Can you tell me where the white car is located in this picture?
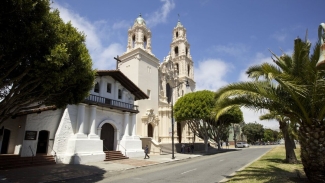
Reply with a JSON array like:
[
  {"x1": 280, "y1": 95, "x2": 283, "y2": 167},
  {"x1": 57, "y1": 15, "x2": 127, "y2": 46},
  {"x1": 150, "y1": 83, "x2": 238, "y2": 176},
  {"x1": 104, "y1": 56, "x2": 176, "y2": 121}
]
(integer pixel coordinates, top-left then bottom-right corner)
[{"x1": 236, "y1": 142, "x2": 249, "y2": 148}]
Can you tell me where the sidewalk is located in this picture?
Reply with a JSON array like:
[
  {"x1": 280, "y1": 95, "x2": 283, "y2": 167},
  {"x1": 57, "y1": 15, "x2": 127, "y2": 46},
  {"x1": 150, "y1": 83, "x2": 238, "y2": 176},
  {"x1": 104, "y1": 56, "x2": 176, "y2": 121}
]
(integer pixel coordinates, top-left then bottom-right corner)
[{"x1": 0, "y1": 147, "x2": 236, "y2": 183}]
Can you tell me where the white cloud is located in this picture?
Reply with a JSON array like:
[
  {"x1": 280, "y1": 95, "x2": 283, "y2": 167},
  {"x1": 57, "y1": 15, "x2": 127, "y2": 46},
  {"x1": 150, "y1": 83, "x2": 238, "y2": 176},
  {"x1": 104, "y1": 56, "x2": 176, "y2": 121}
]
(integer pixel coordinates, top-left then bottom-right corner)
[
  {"x1": 241, "y1": 107, "x2": 279, "y2": 130},
  {"x1": 212, "y1": 43, "x2": 249, "y2": 57},
  {"x1": 146, "y1": 0, "x2": 176, "y2": 27},
  {"x1": 52, "y1": 3, "x2": 124, "y2": 70},
  {"x1": 238, "y1": 52, "x2": 273, "y2": 81},
  {"x1": 194, "y1": 59, "x2": 231, "y2": 91}
]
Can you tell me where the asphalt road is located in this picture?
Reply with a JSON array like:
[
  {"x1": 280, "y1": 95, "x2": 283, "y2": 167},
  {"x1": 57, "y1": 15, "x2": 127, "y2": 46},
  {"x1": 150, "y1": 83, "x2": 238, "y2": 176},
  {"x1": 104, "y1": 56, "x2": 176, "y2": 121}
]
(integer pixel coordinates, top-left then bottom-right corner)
[{"x1": 93, "y1": 146, "x2": 273, "y2": 183}]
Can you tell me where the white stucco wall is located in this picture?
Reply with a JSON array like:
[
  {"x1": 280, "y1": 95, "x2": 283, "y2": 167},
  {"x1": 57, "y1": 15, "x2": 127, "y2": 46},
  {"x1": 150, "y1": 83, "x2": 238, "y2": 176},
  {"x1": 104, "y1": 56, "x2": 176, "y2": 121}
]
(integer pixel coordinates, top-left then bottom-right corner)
[
  {"x1": 0, "y1": 116, "x2": 26, "y2": 154},
  {"x1": 20, "y1": 109, "x2": 63, "y2": 157}
]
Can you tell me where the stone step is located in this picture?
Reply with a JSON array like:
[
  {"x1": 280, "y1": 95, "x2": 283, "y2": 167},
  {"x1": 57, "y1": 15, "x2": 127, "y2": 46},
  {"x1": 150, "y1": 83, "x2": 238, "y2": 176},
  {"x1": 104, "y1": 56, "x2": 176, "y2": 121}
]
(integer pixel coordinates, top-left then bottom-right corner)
[{"x1": 104, "y1": 151, "x2": 128, "y2": 161}]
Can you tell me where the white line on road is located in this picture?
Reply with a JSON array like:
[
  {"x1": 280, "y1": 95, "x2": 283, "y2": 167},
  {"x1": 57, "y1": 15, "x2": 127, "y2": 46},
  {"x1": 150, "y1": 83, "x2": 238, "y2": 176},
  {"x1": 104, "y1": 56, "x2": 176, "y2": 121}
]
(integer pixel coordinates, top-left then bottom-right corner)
[{"x1": 181, "y1": 168, "x2": 197, "y2": 175}]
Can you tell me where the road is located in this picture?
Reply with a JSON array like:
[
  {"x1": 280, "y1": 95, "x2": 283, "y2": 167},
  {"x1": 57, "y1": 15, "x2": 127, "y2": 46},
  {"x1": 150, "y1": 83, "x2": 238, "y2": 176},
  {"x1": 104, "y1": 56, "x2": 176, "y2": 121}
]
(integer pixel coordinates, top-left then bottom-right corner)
[{"x1": 90, "y1": 146, "x2": 272, "y2": 183}]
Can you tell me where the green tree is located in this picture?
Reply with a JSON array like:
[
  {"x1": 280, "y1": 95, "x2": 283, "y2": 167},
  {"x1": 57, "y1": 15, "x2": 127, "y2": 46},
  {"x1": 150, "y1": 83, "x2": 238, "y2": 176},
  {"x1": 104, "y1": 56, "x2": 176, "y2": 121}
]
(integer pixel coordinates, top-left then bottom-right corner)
[
  {"x1": 174, "y1": 90, "x2": 215, "y2": 152},
  {"x1": 260, "y1": 113, "x2": 297, "y2": 163},
  {"x1": 0, "y1": 0, "x2": 95, "y2": 125},
  {"x1": 215, "y1": 36, "x2": 325, "y2": 182},
  {"x1": 209, "y1": 106, "x2": 243, "y2": 149},
  {"x1": 241, "y1": 123, "x2": 264, "y2": 144},
  {"x1": 263, "y1": 129, "x2": 275, "y2": 142}
]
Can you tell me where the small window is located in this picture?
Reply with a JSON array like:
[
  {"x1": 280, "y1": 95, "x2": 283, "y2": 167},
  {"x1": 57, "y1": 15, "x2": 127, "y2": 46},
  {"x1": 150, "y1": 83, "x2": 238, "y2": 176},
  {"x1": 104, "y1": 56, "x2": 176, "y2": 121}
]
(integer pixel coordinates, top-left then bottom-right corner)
[
  {"x1": 186, "y1": 47, "x2": 188, "y2": 56},
  {"x1": 144, "y1": 36, "x2": 147, "y2": 49},
  {"x1": 147, "y1": 89, "x2": 151, "y2": 99},
  {"x1": 132, "y1": 35, "x2": 136, "y2": 48},
  {"x1": 176, "y1": 63, "x2": 179, "y2": 75},
  {"x1": 118, "y1": 89, "x2": 122, "y2": 99},
  {"x1": 174, "y1": 46, "x2": 179, "y2": 57},
  {"x1": 176, "y1": 31, "x2": 179, "y2": 38},
  {"x1": 107, "y1": 83, "x2": 111, "y2": 93},
  {"x1": 94, "y1": 82, "x2": 99, "y2": 93}
]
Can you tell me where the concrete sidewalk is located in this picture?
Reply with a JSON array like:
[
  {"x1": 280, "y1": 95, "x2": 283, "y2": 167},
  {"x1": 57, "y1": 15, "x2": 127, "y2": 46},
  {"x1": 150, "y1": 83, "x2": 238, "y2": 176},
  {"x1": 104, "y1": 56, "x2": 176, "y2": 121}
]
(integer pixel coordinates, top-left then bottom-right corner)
[{"x1": 0, "y1": 148, "x2": 237, "y2": 183}]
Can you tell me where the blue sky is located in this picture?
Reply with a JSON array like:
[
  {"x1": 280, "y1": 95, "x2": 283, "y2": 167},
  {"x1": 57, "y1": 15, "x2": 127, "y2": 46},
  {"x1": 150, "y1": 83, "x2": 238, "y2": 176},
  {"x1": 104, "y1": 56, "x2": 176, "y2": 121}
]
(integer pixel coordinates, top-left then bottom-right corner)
[{"x1": 52, "y1": 0, "x2": 324, "y2": 129}]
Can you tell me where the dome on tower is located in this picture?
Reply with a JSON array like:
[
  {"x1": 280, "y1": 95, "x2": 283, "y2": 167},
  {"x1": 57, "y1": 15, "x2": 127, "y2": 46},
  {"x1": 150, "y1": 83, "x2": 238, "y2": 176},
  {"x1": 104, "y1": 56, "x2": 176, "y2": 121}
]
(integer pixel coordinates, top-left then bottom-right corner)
[
  {"x1": 134, "y1": 14, "x2": 146, "y2": 25},
  {"x1": 176, "y1": 20, "x2": 183, "y2": 27}
]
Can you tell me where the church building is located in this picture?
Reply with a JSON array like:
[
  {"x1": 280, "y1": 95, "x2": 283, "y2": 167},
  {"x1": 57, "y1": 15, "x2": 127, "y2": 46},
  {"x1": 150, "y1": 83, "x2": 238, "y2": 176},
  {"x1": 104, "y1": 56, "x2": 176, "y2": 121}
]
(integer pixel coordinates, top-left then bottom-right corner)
[
  {"x1": 119, "y1": 14, "x2": 196, "y2": 154},
  {"x1": 0, "y1": 14, "x2": 196, "y2": 165}
]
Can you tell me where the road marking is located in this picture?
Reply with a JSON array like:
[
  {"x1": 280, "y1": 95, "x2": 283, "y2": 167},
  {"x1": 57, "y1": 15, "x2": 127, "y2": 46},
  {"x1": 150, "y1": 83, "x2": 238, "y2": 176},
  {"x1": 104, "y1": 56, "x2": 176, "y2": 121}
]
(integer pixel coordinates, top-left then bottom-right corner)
[
  {"x1": 181, "y1": 168, "x2": 197, "y2": 174},
  {"x1": 220, "y1": 159, "x2": 224, "y2": 162}
]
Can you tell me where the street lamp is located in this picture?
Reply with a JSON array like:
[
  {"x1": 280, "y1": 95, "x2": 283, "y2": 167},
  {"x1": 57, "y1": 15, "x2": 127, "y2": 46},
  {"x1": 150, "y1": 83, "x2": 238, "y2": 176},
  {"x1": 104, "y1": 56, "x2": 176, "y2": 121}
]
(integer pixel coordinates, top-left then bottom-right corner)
[
  {"x1": 233, "y1": 123, "x2": 237, "y2": 148},
  {"x1": 167, "y1": 80, "x2": 189, "y2": 159}
]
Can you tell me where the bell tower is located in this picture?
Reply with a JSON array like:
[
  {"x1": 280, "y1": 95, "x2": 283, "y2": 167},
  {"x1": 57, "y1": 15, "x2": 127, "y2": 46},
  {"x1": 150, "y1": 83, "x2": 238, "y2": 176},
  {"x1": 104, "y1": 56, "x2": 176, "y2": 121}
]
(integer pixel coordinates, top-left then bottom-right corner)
[
  {"x1": 170, "y1": 20, "x2": 195, "y2": 93},
  {"x1": 119, "y1": 14, "x2": 160, "y2": 138},
  {"x1": 126, "y1": 14, "x2": 152, "y2": 54}
]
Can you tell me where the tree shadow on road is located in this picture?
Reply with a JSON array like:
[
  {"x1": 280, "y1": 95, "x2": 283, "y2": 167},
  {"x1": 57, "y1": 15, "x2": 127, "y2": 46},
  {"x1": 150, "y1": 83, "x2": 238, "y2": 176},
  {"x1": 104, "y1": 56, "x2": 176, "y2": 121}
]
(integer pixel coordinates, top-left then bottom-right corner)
[{"x1": 0, "y1": 164, "x2": 106, "y2": 183}]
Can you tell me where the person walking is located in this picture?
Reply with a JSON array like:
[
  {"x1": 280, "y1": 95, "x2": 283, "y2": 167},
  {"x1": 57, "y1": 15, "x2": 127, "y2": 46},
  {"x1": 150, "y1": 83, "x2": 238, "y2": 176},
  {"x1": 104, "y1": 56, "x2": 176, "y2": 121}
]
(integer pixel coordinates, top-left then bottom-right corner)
[
  {"x1": 190, "y1": 144, "x2": 194, "y2": 154},
  {"x1": 144, "y1": 145, "x2": 150, "y2": 159}
]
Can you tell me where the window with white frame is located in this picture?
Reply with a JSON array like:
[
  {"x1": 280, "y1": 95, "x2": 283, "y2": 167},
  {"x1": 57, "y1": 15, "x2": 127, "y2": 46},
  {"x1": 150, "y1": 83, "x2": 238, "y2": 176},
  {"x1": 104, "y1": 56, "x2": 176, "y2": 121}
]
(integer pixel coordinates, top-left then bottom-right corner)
[{"x1": 107, "y1": 83, "x2": 111, "y2": 93}]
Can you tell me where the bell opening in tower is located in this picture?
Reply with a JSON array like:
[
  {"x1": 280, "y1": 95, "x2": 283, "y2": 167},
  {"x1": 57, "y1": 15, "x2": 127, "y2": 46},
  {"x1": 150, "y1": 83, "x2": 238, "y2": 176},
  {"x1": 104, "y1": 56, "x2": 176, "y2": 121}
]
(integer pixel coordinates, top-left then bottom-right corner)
[
  {"x1": 174, "y1": 46, "x2": 179, "y2": 57},
  {"x1": 176, "y1": 31, "x2": 178, "y2": 38},
  {"x1": 144, "y1": 36, "x2": 147, "y2": 49},
  {"x1": 132, "y1": 35, "x2": 136, "y2": 48}
]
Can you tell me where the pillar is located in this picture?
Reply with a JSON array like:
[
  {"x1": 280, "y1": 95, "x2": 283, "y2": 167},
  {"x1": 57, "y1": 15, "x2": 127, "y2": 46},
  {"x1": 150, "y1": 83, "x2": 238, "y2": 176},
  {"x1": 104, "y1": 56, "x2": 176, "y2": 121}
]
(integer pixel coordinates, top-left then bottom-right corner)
[
  {"x1": 123, "y1": 112, "x2": 130, "y2": 137},
  {"x1": 76, "y1": 104, "x2": 87, "y2": 138},
  {"x1": 88, "y1": 105, "x2": 99, "y2": 139},
  {"x1": 131, "y1": 113, "x2": 136, "y2": 136}
]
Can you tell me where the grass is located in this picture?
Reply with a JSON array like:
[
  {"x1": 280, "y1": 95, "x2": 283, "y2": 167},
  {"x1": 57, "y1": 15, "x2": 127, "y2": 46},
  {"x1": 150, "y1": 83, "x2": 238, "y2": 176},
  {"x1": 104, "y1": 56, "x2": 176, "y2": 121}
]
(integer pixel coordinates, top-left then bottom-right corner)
[{"x1": 225, "y1": 145, "x2": 309, "y2": 183}]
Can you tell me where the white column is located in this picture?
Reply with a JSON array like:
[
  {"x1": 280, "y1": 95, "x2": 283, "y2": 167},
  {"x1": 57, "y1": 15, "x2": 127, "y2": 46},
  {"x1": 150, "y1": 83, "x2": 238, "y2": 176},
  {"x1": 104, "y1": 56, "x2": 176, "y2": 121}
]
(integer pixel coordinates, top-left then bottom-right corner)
[
  {"x1": 88, "y1": 105, "x2": 99, "y2": 139},
  {"x1": 99, "y1": 77, "x2": 105, "y2": 96},
  {"x1": 76, "y1": 104, "x2": 87, "y2": 138},
  {"x1": 131, "y1": 113, "x2": 136, "y2": 136},
  {"x1": 123, "y1": 112, "x2": 130, "y2": 137}
]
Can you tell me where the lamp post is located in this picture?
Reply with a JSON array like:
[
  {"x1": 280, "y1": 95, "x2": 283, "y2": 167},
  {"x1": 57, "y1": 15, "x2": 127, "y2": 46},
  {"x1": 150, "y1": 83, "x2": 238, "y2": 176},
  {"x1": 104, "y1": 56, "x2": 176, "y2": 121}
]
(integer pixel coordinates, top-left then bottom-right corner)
[
  {"x1": 168, "y1": 80, "x2": 189, "y2": 159},
  {"x1": 233, "y1": 123, "x2": 237, "y2": 148}
]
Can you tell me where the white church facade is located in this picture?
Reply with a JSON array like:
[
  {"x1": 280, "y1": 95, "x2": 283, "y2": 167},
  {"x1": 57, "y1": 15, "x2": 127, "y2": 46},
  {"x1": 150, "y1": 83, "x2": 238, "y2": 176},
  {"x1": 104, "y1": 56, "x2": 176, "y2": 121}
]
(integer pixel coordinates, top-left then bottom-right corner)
[
  {"x1": 119, "y1": 15, "x2": 196, "y2": 154},
  {"x1": 0, "y1": 15, "x2": 197, "y2": 164},
  {"x1": 0, "y1": 70, "x2": 148, "y2": 164}
]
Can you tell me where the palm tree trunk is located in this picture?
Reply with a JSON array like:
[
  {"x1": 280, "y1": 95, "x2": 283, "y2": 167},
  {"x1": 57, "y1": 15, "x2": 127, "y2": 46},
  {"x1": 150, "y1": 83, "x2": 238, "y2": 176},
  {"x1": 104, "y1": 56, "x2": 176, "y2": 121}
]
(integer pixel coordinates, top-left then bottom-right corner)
[
  {"x1": 299, "y1": 122, "x2": 325, "y2": 183},
  {"x1": 279, "y1": 121, "x2": 297, "y2": 163}
]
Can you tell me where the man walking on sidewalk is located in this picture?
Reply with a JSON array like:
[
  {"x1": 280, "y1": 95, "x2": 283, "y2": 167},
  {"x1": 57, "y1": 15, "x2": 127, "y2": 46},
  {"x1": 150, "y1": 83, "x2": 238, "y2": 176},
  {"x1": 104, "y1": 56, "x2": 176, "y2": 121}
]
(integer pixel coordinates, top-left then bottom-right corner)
[{"x1": 144, "y1": 145, "x2": 150, "y2": 159}]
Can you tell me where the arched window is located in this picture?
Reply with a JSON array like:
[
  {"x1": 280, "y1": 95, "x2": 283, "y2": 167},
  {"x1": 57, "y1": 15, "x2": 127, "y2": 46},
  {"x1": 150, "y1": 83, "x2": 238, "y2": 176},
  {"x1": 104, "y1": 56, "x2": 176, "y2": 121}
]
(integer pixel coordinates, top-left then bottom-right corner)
[
  {"x1": 176, "y1": 31, "x2": 179, "y2": 38},
  {"x1": 132, "y1": 35, "x2": 136, "y2": 48},
  {"x1": 143, "y1": 36, "x2": 147, "y2": 49},
  {"x1": 176, "y1": 63, "x2": 179, "y2": 75},
  {"x1": 166, "y1": 83, "x2": 171, "y2": 103},
  {"x1": 174, "y1": 46, "x2": 179, "y2": 57},
  {"x1": 186, "y1": 47, "x2": 188, "y2": 56},
  {"x1": 188, "y1": 64, "x2": 190, "y2": 76},
  {"x1": 94, "y1": 82, "x2": 99, "y2": 93}
]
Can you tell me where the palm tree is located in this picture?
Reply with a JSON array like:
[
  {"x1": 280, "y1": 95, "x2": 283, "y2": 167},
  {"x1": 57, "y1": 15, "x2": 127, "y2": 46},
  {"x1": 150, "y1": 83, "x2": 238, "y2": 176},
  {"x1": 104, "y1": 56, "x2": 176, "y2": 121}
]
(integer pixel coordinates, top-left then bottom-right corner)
[
  {"x1": 215, "y1": 37, "x2": 325, "y2": 182},
  {"x1": 259, "y1": 112, "x2": 297, "y2": 163}
]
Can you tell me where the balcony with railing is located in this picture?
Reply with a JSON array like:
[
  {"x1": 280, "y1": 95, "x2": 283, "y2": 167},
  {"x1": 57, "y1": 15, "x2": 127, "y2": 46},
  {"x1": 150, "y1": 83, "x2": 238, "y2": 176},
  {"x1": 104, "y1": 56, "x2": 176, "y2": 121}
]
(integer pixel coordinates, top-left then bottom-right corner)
[{"x1": 83, "y1": 94, "x2": 139, "y2": 113}]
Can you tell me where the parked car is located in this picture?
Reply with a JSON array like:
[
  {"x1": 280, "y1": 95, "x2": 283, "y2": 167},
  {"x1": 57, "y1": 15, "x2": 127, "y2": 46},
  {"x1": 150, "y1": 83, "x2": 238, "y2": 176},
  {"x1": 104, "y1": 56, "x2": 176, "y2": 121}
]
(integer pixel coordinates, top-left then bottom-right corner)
[{"x1": 236, "y1": 142, "x2": 249, "y2": 148}]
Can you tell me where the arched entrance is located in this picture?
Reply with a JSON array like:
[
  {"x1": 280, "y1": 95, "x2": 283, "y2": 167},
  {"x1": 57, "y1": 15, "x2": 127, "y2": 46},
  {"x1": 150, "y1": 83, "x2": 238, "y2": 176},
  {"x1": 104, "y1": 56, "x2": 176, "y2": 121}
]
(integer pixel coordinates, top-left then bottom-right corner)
[
  {"x1": 101, "y1": 123, "x2": 114, "y2": 151},
  {"x1": 37, "y1": 130, "x2": 49, "y2": 154},
  {"x1": 177, "y1": 122, "x2": 182, "y2": 143},
  {"x1": 1, "y1": 129, "x2": 10, "y2": 154},
  {"x1": 148, "y1": 123, "x2": 153, "y2": 137}
]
